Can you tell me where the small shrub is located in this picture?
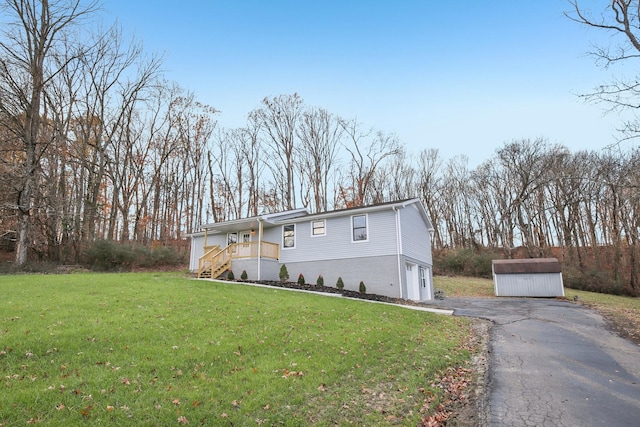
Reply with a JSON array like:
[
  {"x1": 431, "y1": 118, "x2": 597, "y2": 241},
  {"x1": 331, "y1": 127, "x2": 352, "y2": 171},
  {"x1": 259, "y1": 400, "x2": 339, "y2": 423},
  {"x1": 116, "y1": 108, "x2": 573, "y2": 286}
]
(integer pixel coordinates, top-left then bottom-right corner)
[
  {"x1": 359, "y1": 281, "x2": 366, "y2": 293},
  {"x1": 136, "y1": 245, "x2": 183, "y2": 268},
  {"x1": 279, "y1": 264, "x2": 289, "y2": 282},
  {"x1": 336, "y1": 277, "x2": 344, "y2": 290},
  {"x1": 83, "y1": 240, "x2": 134, "y2": 271},
  {"x1": 241, "y1": 270, "x2": 248, "y2": 280},
  {"x1": 227, "y1": 269, "x2": 235, "y2": 280},
  {"x1": 297, "y1": 273, "x2": 305, "y2": 285},
  {"x1": 316, "y1": 275, "x2": 324, "y2": 286}
]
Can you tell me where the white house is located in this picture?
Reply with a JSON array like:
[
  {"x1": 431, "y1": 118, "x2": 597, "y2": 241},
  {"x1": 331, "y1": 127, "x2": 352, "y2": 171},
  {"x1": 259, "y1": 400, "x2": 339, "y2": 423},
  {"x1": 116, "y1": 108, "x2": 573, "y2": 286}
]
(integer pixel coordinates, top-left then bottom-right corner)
[{"x1": 189, "y1": 199, "x2": 434, "y2": 302}]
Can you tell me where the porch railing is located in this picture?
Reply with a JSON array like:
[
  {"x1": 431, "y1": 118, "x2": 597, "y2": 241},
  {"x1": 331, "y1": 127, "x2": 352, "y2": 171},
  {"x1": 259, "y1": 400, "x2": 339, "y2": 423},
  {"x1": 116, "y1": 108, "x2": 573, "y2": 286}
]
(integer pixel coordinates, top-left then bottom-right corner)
[{"x1": 197, "y1": 241, "x2": 279, "y2": 279}]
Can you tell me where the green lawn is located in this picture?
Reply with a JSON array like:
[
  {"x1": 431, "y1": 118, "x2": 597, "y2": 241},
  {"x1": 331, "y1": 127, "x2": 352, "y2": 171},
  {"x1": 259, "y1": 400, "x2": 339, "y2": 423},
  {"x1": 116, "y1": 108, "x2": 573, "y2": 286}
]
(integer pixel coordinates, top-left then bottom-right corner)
[
  {"x1": 0, "y1": 273, "x2": 474, "y2": 426},
  {"x1": 434, "y1": 276, "x2": 495, "y2": 298}
]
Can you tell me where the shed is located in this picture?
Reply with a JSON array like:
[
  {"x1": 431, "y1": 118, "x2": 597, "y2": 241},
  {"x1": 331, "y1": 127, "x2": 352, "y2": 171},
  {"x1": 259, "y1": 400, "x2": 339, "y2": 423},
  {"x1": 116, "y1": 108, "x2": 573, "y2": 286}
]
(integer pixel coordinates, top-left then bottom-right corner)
[{"x1": 492, "y1": 258, "x2": 564, "y2": 297}]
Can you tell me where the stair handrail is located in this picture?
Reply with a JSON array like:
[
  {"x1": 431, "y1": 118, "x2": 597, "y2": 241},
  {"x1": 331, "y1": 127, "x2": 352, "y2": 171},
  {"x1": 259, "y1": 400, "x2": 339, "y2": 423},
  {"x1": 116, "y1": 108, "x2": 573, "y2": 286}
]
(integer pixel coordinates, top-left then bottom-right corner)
[{"x1": 197, "y1": 245, "x2": 220, "y2": 277}]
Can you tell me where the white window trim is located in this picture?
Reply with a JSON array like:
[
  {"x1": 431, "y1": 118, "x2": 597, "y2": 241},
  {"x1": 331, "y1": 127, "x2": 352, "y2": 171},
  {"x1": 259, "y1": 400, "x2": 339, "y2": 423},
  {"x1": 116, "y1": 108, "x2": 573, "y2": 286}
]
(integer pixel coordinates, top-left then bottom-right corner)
[
  {"x1": 227, "y1": 232, "x2": 238, "y2": 246},
  {"x1": 351, "y1": 214, "x2": 369, "y2": 243},
  {"x1": 310, "y1": 219, "x2": 326, "y2": 237},
  {"x1": 282, "y1": 224, "x2": 296, "y2": 249}
]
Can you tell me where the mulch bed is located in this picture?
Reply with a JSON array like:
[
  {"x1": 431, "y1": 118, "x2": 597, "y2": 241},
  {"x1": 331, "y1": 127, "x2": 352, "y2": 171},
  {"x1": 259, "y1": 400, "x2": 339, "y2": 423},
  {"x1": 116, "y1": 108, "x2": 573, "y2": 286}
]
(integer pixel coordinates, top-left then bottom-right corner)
[{"x1": 224, "y1": 279, "x2": 434, "y2": 308}]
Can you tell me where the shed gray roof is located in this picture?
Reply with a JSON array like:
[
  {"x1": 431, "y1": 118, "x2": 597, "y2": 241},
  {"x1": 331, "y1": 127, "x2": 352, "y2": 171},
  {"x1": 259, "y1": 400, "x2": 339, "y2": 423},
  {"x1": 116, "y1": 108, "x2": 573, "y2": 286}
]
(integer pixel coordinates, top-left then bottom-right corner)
[{"x1": 492, "y1": 258, "x2": 561, "y2": 274}]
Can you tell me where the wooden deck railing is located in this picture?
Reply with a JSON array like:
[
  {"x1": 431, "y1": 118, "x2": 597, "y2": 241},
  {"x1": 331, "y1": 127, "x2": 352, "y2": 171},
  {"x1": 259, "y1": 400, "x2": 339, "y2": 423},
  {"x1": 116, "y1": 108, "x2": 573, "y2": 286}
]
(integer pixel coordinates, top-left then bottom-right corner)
[
  {"x1": 197, "y1": 245, "x2": 220, "y2": 278},
  {"x1": 197, "y1": 241, "x2": 279, "y2": 278}
]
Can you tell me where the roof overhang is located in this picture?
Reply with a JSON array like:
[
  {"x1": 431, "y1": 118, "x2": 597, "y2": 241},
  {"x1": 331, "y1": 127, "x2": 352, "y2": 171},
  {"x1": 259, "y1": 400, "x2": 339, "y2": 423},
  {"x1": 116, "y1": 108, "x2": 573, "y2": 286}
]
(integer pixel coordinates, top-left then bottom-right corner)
[{"x1": 192, "y1": 208, "x2": 309, "y2": 235}]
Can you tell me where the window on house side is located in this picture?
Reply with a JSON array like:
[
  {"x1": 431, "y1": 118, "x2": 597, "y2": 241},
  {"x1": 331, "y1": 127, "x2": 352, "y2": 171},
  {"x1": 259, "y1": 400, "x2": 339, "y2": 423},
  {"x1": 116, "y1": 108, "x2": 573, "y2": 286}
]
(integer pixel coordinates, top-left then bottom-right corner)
[
  {"x1": 419, "y1": 267, "x2": 427, "y2": 288},
  {"x1": 312, "y1": 220, "x2": 325, "y2": 236},
  {"x1": 283, "y1": 224, "x2": 295, "y2": 248},
  {"x1": 227, "y1": 232, "x2": 237, "y2": 246},
  {"x1": 352, "y1": 215, "x2": 367, "y2": 242}
]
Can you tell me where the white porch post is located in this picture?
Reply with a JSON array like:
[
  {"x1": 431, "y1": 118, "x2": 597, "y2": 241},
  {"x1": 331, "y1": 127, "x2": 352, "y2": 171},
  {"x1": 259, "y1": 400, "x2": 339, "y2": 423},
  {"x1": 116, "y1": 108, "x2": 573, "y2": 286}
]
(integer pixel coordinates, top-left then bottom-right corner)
[{"x1": 257, "y1": 219, "x2": 263, "y2": 280}]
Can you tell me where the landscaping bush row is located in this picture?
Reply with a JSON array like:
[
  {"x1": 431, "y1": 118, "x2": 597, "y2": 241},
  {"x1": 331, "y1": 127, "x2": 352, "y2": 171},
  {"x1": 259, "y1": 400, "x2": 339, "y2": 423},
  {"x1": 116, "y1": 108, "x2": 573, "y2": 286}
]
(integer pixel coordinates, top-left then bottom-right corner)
[{"x1": 228, "y1": 264, "x2": 367, "y2": 294}]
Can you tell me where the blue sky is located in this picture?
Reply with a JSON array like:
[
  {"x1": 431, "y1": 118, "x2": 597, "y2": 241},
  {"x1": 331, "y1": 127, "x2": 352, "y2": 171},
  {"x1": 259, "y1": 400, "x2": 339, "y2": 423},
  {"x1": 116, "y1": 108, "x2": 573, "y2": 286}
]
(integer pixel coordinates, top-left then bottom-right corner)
[{"x1": 103, "y1": 0, "x2": 622, "y2": 165}]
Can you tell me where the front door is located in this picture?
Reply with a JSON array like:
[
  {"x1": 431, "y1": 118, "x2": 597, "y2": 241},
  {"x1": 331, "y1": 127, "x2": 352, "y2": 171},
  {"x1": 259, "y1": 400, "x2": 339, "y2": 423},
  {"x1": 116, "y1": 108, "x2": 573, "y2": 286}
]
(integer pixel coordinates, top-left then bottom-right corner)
[{"x1": 239, "y1": 231, "x2": 252, "y2": 257}]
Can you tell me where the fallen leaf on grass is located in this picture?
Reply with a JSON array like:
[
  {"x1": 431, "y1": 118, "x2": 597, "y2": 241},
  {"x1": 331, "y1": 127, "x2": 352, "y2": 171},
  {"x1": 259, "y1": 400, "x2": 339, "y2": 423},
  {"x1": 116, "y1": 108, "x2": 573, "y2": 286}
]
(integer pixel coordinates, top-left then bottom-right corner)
[
  {"x1": 177, "y1": 415, "x2": 189, "y2": 424},
  {"x1": 280, "y1": 369, "x2": 304, "y2": 378}
]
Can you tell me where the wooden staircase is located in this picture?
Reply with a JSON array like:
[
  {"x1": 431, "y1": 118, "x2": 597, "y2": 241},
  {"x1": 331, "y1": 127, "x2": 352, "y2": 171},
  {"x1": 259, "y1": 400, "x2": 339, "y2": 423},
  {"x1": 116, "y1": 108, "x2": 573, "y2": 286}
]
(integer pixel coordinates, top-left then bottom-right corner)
[
  {"x1": 197, "y1": 245, "x2": 228, "y2": 278},
  {"x1": 197, "y1": 240, "x2": 280, "y2": 279}
]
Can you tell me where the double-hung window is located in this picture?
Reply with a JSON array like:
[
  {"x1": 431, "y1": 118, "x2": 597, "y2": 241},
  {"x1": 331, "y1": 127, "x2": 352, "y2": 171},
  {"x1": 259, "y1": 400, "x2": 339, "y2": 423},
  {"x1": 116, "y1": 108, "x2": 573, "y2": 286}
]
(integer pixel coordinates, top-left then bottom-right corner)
[
  {"x1": 311, "y1": 220, "x2": 326, "y2": 237},
  {"x1": 283, "y1": 224, "x2": 295, "y2": 248},
  {"x1": 352, "y1": 214, "x2": 368, "y2": 242},
  {"x1": 228, "y1": 232, "x2": 238, "y2": 253}
]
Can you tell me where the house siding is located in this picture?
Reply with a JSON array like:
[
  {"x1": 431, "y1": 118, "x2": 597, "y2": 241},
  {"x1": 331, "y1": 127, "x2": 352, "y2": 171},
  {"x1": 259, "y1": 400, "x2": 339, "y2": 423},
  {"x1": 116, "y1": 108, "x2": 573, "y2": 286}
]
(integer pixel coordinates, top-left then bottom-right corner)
[
  {"x1": 189, "y1": 234, "x2": 205, "y2": 271},
  {"x1": 400, "y1": 204, "x2": 432, "y2": 264},
  {"x1": 228, "y1": 259, "x2": 258, "y2": 280},
  {"x1": 273, "y1": 209, "x2": 398, "y2": 264},
  {"x1": 282, "y1": 255, "x2": 400, "y2": 298}
]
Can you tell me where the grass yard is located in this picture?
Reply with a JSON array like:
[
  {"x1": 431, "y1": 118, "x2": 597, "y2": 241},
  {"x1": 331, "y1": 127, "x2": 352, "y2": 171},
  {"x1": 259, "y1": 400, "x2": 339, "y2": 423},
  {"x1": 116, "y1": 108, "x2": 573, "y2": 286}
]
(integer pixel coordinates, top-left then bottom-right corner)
[
  {"x1": 434, "y1": 275, "x2": 640, "y2": 344},
  {"x1": 0, "y1": 273, "x2": 475, "y2": 426},
  {"x1": 433, "y1": 276, "x2": 495, "y2": 298}
]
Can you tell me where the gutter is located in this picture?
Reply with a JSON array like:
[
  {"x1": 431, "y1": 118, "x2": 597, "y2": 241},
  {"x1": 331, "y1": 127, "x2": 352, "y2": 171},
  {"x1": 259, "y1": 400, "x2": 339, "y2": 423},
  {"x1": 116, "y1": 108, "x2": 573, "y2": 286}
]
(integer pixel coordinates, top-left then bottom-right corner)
[{"x1": 393, "y1": 206, "x2": 403, "y2": 299}]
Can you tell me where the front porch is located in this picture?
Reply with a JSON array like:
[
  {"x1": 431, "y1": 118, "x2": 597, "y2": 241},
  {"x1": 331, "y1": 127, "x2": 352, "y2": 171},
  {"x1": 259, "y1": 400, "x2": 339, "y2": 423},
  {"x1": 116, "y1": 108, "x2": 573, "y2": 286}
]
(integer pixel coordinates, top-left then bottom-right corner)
[{"x1": 197, "y1": 240, "x2": 279, "y2": 279}]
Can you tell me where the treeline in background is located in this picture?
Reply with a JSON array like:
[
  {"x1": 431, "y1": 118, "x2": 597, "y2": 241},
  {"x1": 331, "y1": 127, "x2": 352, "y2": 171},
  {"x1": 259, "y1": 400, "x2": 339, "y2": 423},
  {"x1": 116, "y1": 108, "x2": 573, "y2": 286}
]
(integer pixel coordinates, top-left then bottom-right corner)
[{"x1": 1, "y1": 1, "x2": 638, "y2": 296}]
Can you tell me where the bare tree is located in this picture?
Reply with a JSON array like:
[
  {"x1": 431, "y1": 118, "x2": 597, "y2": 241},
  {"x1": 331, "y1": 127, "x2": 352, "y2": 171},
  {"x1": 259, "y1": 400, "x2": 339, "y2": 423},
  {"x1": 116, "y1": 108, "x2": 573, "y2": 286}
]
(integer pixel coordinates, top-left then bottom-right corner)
[
  {"x1": 338, "y1": 118, "x2": 401, "y2": 207},
  {"x1": 253, "y1": 93, "x2": 303, "y2": 210},
  {"x1": 417, "y1": 149, "x2": 444, "y2": 248},
  {"x1": 242, "y1": 114, "x2": 264, "y2": 217},
  {"x1": 296, "y1": 107, "x2": 343, "y2": 213},
  {"x1": 372, "y1": 147, "x2": 416, "y2": 202},
  {"x1": 566, "y1": 0, "x2": 640, "y2": 140},
  {"x1": 0, "y1": 0, "x2": 99, "y2": 266}
]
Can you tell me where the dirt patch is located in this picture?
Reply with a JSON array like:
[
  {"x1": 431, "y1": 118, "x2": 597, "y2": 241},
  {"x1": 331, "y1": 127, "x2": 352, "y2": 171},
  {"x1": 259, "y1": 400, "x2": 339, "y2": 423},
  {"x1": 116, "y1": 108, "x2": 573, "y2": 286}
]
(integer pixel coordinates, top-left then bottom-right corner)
[{"x1": 586, "y1": 305, "x2": 640, "y2": 345}]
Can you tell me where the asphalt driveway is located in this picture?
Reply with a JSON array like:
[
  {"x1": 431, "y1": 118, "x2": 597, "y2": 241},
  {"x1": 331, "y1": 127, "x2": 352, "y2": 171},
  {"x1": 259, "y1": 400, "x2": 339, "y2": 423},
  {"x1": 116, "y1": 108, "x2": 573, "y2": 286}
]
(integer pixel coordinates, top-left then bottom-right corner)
[{"x1": 438, "y1": 298, "x2": 640, "y2": 427}]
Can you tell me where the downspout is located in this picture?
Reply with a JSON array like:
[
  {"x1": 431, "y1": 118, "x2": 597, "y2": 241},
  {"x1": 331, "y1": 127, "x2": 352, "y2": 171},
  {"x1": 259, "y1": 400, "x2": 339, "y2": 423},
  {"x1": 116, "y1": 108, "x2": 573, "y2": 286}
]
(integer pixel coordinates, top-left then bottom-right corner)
[
  {"x1": 393, "y1": 206, "x2": 403, "y2": 299},
  {"x1": 257, "y1": 218, "x2": 263, "y2": 280}
]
